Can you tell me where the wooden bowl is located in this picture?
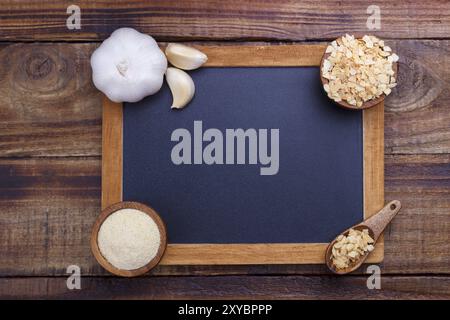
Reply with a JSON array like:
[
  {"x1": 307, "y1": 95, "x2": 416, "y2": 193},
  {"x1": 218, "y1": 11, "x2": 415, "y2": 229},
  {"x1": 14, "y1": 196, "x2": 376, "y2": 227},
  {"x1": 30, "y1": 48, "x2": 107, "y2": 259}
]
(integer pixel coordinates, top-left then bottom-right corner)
[
  {"x1": 91, "y1": 201, "x2": 167, "y2": 277},
  {"x1": 319, "y1": 38, "x2": 398, "y2": 110}
]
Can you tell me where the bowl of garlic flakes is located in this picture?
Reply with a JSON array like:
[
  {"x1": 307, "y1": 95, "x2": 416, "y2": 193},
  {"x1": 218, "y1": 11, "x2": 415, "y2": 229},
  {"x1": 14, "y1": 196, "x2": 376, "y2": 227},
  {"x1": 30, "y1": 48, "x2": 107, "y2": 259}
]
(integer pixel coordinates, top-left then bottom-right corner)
[{"x1": 320, "y1": 34, "x2": 399, "y2": 110}]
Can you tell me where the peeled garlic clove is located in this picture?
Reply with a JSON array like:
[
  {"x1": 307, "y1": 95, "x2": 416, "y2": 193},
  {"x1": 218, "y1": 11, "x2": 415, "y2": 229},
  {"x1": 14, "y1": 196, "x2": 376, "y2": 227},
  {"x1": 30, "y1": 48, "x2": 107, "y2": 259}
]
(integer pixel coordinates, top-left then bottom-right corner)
[
  {"x1": 166, "y1": 67, "x2": 195, "y2": 109},
  {"x1": 165, "y1": 43, "x2": 208, "y2": 70}
]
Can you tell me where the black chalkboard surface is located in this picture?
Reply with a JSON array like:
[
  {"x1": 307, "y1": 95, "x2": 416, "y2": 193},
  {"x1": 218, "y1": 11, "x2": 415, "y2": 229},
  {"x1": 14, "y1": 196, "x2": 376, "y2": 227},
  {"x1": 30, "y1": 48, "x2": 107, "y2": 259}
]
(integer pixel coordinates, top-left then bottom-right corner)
[{"x1": 123, "y1": 67, "x2": 363, "y2": 244}]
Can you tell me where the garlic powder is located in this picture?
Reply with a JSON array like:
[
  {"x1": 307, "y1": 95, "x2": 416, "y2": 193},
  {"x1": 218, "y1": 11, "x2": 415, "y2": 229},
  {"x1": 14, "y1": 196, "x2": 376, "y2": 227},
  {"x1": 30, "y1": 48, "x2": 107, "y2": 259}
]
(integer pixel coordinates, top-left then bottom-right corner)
[{"x1": 98, "y1": 208, "x2": 161, "y2": 270}]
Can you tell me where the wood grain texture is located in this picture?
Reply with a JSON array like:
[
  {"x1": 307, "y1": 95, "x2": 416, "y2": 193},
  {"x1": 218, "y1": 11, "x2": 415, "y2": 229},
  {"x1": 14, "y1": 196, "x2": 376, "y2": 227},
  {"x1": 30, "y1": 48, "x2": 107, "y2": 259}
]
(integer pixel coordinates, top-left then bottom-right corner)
[
  {"x1": 200, "y1": 44, "x2": 325, "y2": 66},
  {"x1": 0, "y1": 276, "x2": 448, "y2": 300},
  {"x1": 1, "y1": 1, "x2": 450, "y2": 41},
  {"x1": 363, "y1": 103, "x2": 385, "y2": 219},
  {"x1": 0, "y1": 43, "x2": 102, "y2": 157},
  {"x1": 0, "y1": 158, "x2": 102, "y2": 276},
  {"x1": 383, "y1": 154, "x2": 450, "y2": 274},
  {"x1": 363, "y1": 103, "x2": 385, "y2": 262},
  {"x1": 385, "y1": 40, "x2": 450, "y2": 154},
  {"x1": 161, "y1": 243, "x2": 382, "y2": 265},
  {"x1": 0, "y1": 155, "x2": 448, "y2": 275},
  {"x1": 101, "y1": 97, "x2": 122, "y2": 210}
]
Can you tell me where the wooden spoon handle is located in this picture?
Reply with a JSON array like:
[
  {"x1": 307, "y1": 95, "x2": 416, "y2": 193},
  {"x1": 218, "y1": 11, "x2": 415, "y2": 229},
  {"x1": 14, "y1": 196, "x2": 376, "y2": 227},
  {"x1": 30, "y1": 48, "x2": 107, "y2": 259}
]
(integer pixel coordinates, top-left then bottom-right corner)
[{"x1": 363, "y1": 200, "x2": 401, "y2": 240}]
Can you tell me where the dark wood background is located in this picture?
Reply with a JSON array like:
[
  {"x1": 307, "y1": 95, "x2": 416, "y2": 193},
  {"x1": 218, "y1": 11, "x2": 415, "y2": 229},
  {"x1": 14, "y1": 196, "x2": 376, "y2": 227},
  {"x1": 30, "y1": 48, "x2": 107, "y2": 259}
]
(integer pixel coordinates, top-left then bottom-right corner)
[{"x1": 0, "y1": 1, "x2": 449, "y2": 299}]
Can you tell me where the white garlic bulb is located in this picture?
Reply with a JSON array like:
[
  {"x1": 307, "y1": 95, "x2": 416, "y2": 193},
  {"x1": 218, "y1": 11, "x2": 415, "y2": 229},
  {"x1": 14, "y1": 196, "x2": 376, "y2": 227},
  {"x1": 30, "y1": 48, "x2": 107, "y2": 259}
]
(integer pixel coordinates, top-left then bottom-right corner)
[{"x1": 90, "y1": 28, "x2": 167, "y2": 103}]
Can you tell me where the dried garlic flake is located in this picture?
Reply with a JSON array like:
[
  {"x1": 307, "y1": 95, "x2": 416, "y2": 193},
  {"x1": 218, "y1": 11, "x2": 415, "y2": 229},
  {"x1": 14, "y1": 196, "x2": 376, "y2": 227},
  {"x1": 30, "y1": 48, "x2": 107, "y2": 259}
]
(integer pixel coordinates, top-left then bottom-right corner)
[
  {"x1": 330, "y1": 228, "x2": 375, "y2": 270},
  {"x1": 322, "y1": 34, "x2": 398, "y2": 107}
]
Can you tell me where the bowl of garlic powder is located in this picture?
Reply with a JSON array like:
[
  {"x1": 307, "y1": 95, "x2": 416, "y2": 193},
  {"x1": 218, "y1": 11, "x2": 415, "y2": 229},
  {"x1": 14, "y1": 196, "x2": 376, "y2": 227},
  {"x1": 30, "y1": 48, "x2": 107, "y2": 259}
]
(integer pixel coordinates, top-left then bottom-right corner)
[
  {"x1": 320, "y1": 34, "x2": 399, "y2": 110},
  {"x1": 91, "y1": 202, "x2": 167, "y2": 277}
]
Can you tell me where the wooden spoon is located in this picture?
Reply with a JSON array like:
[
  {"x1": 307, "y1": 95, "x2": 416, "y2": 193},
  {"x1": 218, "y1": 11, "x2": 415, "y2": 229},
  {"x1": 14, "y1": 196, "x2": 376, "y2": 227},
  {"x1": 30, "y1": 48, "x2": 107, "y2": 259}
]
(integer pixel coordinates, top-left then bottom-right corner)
[
  {"x1": 319, "y1": 37, "x2": 398, "y2": 110},
  {"x1": 325, "y1": 200, "x2": 401, "y2": 275}
]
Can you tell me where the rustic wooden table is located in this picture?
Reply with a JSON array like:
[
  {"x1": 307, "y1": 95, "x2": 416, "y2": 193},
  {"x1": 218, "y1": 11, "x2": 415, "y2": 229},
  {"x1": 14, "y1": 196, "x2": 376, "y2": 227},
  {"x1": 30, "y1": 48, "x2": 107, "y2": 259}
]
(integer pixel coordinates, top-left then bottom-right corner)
[{"x1": 0, "y1": 1, "x2": 449, "y2": 299}]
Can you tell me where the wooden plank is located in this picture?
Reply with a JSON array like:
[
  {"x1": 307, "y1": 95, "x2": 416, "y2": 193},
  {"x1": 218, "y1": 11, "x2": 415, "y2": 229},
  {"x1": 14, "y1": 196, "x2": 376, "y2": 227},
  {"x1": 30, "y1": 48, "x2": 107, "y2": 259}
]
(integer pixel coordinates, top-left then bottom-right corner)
[
  {"x1": 200, "y1": 45, "x2": 325, "y2": 66},
  {"x1": 0, "y1": 276, "x2": 448, "y2": 299},
  {"x1": 363, "y1": 103, "x2": 385, "y2": 261},
  {"x1": 1, "y1": 1, "x2": 450, "y2": 41},
  {"x1": 0, "y1": 158, "x2": 102, "y2": 276},
  {"x1": 161, "y1": 243, "x2": 383, "y2": 265},
  {"x1": 0, "y1": 154, "x2": 448, "y2": 275},
  {"x1": 101, "y1": 97, "x2": 122, "y2": 210},
  {"x1": 0, "y1": 43, "x2": 102, "y2": 157},
  {"x1": 363, "y1": 103, "x2": 384, "y2": 219},
  {"x1": 1, "y1": 40, "x2": 449, "y2": 158},
  {"x1": 385, "y1": 40, "x2": 450, "y2": 154},
  {"x1": 383, "y1": 154, "x2": 450, "y2": 273}
]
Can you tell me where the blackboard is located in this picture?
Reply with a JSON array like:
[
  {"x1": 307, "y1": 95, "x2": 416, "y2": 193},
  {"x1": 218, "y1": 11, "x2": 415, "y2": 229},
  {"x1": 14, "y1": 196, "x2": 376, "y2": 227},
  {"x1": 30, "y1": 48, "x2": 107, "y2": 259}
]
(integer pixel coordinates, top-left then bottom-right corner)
[{"x1": 102, "y1": 44, "x2": 384, "y2": 265}]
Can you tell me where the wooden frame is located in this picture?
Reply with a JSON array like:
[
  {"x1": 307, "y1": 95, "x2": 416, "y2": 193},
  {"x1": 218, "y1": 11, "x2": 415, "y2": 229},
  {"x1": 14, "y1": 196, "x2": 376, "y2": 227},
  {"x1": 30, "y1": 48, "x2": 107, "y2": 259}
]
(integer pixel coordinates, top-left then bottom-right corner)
[{"x1": 102, "y1": 44, "x2": 384, "y2": 265}]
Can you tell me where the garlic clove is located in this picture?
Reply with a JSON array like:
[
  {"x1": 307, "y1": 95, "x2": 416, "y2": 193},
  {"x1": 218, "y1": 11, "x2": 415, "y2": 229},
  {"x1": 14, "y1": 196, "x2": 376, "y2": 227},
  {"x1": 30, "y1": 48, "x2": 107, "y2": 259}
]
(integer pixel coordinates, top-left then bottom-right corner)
[
  {"x1": 165, "y1": 43, "x2": 208, "y2": 70},
  {"x1": 166, "y1": 67, "x2": 195, "y2": 109}
]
